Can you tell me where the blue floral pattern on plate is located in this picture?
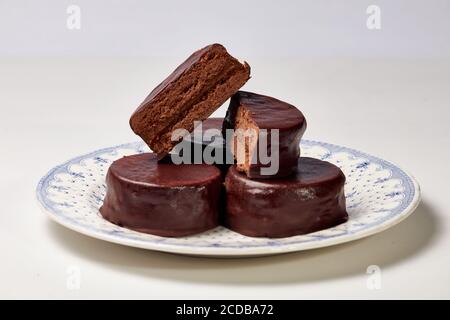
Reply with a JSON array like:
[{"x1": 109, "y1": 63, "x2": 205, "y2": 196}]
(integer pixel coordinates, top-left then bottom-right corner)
[{"x1": 36, "y1": 140, "x2": 420, "y2": 257}]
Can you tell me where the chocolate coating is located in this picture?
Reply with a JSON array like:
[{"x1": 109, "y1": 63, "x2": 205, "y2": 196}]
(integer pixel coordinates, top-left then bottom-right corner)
[
  {"x1": 100, "y1": 153, "x2": 222, "y2": 237},
  {"x1": 224, "y1": 157, "x2": 348, "y2": 238},
  {"x1": 223, "y1": 91, "x2": 307, "y2": 179}
]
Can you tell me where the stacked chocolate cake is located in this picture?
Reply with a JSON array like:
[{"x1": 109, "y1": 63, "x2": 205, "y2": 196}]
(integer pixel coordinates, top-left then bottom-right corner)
[{"x1": 100, "y1": 43, "x2": 348, "y2": 238}]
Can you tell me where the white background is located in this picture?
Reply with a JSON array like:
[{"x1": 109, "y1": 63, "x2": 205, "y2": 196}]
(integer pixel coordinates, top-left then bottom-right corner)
[{"x1": 0, "y1": 0, "x2": 449, "y2": 299}]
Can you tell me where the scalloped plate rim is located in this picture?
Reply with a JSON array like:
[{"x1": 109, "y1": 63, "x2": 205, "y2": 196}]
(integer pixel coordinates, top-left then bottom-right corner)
[{"x1": 36, "y1": 140, "x2": 421, "y2": 257}]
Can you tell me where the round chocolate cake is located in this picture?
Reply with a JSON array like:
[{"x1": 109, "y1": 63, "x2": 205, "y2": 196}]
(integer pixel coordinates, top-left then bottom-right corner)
[
  {"x1": 224, "y1": 157, "x2": 348, "y2": 238},
  {"x1": 100, "y1": 153, "x2": 222, "y2": 237},
  {"x1": 223, "y1": 91, "x2": 307, "y2": 179}
]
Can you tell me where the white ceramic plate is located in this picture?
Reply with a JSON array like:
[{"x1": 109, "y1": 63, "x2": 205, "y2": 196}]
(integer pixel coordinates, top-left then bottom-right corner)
[{"x1": 37, "y1": 140, "x2": 420, "y2": 257}]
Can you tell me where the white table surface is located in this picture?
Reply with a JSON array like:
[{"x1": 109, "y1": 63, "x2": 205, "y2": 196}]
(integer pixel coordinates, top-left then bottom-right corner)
[{"x1": 1, "y1": 57, "x2": 449, "y2": 299}]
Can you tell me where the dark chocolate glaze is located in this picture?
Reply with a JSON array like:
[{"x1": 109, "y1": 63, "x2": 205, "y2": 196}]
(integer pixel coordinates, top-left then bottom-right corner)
[
  {"x1": 223, "y1": 91, "x2": 307, "y2": 179},
  {"x1": 100, "y1": 153, "x2": 222, "y2": 237},
  {"x1": 224, "y1": 157, "x2": 348, "y2": 238}
]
